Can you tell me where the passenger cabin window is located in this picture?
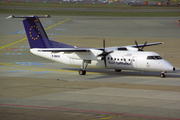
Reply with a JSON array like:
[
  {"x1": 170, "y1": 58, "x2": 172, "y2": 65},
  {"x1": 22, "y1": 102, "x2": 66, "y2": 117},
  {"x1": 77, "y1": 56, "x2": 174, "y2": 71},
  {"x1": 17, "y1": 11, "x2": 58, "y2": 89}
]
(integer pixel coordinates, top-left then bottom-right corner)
[{"x1": 147, "y1": 56, "x2": 163, "y2": 60}]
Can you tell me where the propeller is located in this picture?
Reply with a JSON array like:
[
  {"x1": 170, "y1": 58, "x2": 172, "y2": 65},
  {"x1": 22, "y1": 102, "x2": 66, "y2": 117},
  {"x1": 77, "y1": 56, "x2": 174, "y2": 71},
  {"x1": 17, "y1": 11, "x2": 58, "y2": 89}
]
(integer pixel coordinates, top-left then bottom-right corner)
[
  {"x1": 135, "y1": 40, "x2": 147, "y2": 51},
  {"x1": 97, "y1": 39, "x2": 113, "y2": 68}
]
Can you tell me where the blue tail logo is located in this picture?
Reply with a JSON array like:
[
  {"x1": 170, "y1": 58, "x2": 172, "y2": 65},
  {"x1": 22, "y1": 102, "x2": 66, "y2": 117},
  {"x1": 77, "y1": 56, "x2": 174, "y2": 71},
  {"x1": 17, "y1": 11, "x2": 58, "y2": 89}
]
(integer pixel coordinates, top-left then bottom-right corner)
[
  {"x1": 23, "y1": 16, "x2": 51, "y2": 48},
  {"x1": 29, "y1": 25, "x2": 40, "y2": 40}
]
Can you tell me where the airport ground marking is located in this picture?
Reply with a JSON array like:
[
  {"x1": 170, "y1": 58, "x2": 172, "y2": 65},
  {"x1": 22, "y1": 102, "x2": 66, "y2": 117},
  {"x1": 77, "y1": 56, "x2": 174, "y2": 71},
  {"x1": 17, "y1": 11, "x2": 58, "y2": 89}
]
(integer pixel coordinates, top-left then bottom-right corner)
[
  {"x1": 0, "y1": 18, "x2": 70, "y2": 50},
  {"x1": 0, "y1": 37, "x2": 27, "y2": 50},
  {"x1": 0, "y1": 62, "x2": 100, "y2": 74},
  {"x1": 0, "y1": 63, "x2": 15, "y2": 66},
  {"x1": 90, "y1": 114, "x2": 124, "y2": 120},
  {"x1": 44, "y1": 18, "x2": 70, "y2": 30},
  {"x1": 0, "y1": 104, "x2": 180, "y2": 120},
  {"x1": 174, "y1": 21, "x2": 180, "y2": 27},
  {"x1": 0, "y1": 64, "x2": 82, "y2": 74}
]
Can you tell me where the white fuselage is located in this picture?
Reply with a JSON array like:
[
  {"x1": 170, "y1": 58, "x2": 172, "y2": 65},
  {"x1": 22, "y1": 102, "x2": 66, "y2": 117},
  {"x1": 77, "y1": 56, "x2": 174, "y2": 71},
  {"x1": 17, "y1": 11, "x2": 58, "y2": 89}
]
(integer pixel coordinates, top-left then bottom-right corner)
[{"x1": 30, "y1": 49, "x2": 174, "y2": 72}]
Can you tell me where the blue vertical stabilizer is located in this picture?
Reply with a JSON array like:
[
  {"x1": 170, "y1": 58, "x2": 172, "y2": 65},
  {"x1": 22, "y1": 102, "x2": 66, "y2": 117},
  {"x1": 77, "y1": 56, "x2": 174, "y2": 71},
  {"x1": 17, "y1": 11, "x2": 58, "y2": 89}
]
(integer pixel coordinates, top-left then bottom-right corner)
[
  {"x1": 11, "y1": 15, "x2": 74, "y2": 48},
  {"x1": 23, "y1": 16, "x2": 51, "y2": 48}
]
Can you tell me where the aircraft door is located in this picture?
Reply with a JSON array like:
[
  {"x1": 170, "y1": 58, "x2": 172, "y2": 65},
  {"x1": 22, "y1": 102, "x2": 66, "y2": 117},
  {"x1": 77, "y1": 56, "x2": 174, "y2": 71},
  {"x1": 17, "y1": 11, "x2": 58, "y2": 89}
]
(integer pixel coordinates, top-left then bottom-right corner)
[{"x1": 132, "y1": 56, "x2": 137, "y2": 68}]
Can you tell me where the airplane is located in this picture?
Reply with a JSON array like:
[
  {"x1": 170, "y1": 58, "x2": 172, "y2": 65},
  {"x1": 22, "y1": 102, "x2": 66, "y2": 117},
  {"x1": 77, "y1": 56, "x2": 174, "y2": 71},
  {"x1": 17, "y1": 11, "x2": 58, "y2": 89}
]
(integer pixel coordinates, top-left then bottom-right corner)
[{"x1": 8, "y1": 15, "x2": 175, "y2": 78}]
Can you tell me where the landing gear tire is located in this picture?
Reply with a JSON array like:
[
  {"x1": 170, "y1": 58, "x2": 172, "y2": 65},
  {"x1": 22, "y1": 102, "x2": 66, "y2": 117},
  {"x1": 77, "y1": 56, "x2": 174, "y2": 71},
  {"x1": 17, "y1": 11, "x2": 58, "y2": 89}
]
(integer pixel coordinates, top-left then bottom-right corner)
[
  {"x1": 160, "y1": 73, "x2": 165, "y2": 78},
  {"x1": 115, "y1": 69, "x2": 121, "y2": 72},
  {"x1": 79, "y1": 69, "x2": 86, "y2": 75}
]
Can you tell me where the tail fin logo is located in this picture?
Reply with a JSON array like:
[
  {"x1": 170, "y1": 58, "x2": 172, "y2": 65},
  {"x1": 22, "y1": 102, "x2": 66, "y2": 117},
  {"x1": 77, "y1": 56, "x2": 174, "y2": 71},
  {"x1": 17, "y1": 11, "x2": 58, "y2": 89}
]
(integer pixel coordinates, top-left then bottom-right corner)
[{"x1": 29, "y1": 25, "x2": 40, "y2": 40}]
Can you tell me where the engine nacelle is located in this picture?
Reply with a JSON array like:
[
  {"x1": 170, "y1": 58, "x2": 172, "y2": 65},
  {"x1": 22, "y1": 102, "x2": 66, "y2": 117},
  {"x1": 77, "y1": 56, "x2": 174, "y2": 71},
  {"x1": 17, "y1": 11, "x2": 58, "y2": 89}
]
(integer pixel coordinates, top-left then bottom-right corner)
[{"x1": 126, "y1": 47, "x2": 138, "y2": 52}]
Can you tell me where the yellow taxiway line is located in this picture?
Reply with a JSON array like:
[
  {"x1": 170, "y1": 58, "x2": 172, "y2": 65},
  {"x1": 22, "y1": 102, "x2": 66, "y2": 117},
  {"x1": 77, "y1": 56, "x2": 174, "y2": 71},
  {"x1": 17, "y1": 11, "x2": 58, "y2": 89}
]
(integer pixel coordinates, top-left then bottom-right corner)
[{"x1": 0, "y1": 62, "x2": 99, "y2": 74}]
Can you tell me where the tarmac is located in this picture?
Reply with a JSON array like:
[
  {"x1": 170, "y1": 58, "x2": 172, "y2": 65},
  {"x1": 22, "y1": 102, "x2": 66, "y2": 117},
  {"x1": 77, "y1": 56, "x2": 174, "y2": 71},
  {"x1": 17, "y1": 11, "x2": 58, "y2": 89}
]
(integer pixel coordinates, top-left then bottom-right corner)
[{"x1": 0, "y1": 14, "x2": 180, "y2": 120}]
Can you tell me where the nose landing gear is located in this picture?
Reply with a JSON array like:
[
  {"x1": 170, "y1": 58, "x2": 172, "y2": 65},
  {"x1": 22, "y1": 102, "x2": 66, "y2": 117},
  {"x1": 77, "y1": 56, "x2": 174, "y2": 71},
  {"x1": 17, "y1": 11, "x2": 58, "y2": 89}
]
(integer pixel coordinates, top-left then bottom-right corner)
[{"x1": 160, "y1": 72, "x2": 165, "y2": 78}]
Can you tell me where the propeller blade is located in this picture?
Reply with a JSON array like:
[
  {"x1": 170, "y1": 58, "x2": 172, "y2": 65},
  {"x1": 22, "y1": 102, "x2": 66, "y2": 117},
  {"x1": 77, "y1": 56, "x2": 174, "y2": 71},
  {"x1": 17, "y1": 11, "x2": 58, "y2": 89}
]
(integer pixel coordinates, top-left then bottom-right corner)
[
  {"x1": 97, "y1": 53, "x2": 103, "y2": 57},
  {"x1": 97, "y1": 39, "x2": 113, "y2": 68},
  {"x1": 135, "y1": 40, "x2": 138, "y2": 47},
  {"x1": 135, "y1": 40, "x2": 140, "y2": 51},
  {"x1": 104, "y1": 56, "x2": 107, "y2": 68},
  {"x1": 103, "y1": 39, "x2": 105, "y2": 48},
  {"x1": 135, "y1": 40, "x2": 147, "y2": 51},
  {"x1": 103, "y1": 39, "x2": 105, "y2": 52},
  {"x1": 141, "y1": 41, "x2": 147, "y2": 50},
  {"x1": 107, "y1": 51, "x2": 113, "y2": 54}
]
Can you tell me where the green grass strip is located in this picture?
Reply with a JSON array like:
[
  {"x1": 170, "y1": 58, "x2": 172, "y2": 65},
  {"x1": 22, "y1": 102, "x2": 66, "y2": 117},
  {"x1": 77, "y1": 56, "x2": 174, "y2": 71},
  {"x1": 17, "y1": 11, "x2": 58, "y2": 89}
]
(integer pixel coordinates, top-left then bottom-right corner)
[
  {"x1": 1, "y1": 9, "x2": 180, "y2": 17},
  {"x1": 0, "y1": 2, "x2": 179, "y2": 9}
]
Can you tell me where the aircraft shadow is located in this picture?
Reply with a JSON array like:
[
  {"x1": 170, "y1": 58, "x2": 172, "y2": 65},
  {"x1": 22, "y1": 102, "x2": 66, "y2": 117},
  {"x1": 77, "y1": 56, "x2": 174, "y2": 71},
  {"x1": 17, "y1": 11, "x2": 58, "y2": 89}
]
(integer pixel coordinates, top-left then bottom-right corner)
[{"x1": 62, "y1": 68, "x2": 180, "y2": 78}]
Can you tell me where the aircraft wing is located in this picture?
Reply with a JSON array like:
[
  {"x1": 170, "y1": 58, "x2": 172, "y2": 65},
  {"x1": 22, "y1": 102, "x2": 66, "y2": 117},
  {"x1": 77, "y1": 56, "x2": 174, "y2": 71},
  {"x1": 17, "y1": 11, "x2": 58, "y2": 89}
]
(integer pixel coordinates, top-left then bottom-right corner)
[
  {"x1": 38, "y1": 42, "x2": 164, "y2": 53},
  {"x1": 130, "y1": 42, "x2": 164, "y2": 48}
]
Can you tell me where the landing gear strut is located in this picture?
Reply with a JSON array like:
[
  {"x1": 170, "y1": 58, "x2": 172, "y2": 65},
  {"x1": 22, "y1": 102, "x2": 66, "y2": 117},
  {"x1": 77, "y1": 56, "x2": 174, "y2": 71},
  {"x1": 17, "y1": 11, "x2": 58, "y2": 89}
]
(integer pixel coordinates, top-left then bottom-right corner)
[
  {"x1": 160, "y1": 72, "x2": 166, "y2": 78},
  {"x1": 79, "y1": 60, "x2": 91, "y2": 75}
]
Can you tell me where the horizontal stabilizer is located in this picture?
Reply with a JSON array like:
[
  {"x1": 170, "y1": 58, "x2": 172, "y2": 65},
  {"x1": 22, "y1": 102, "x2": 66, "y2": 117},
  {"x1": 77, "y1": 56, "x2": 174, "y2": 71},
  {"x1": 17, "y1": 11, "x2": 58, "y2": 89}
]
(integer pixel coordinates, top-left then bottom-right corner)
[{"x1": 6, "y1": 15, "x2": 51, "y2": 19}]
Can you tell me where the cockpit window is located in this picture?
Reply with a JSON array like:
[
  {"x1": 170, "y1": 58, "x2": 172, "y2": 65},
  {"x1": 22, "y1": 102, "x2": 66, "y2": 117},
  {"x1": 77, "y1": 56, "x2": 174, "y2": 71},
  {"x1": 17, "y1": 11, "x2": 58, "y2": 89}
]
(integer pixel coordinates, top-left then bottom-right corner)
[
  {"x1": 154, "y1": 56, "x2": 162, "y2": 59},
  {"x1": 147, "y1": 56, "x2": 154, "y2": 59},
  {"x1": 147, "y1": 56, "x2": 163, "y2": 60}
]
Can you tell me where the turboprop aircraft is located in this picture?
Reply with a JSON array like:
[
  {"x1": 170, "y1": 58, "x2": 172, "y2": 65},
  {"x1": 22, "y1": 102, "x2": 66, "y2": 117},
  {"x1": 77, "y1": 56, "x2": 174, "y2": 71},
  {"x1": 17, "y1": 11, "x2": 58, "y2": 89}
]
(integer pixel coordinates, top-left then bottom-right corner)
[{"x1": 8, "y1": 15, "x2": 175, "y2": 78}]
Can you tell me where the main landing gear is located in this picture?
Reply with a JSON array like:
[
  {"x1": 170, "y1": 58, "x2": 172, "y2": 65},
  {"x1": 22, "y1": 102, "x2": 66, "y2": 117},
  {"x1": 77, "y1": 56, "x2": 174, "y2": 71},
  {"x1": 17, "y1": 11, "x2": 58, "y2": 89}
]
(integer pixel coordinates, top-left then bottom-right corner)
[
  {"x1": 79, "y1": 60, "x2": 91, "y2": 75},
  {"x1": 115, "y1": 69, "x2": 121, "y2": 72},
  {"x1": 79, "y1": 69, "x2": 86, "y2": 75}
]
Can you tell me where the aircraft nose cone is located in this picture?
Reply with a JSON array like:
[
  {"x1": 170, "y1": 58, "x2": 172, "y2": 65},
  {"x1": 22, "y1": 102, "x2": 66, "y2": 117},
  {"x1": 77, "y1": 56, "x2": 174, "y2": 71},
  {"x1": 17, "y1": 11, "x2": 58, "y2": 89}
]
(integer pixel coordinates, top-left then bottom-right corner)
[
  {"x1": 161, "y1": 60, "x2": 175, "y2": 72},
  {"x1": 173, "y1": 67, "x2": 176, "y2": 71}
]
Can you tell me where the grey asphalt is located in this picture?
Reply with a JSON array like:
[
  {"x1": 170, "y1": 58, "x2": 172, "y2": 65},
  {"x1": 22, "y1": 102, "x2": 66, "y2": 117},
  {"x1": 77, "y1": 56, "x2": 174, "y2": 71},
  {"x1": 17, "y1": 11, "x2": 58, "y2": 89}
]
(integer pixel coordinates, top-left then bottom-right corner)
[{"x1": 0, "y1": 14, "x2": 180, "y2": 120}]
